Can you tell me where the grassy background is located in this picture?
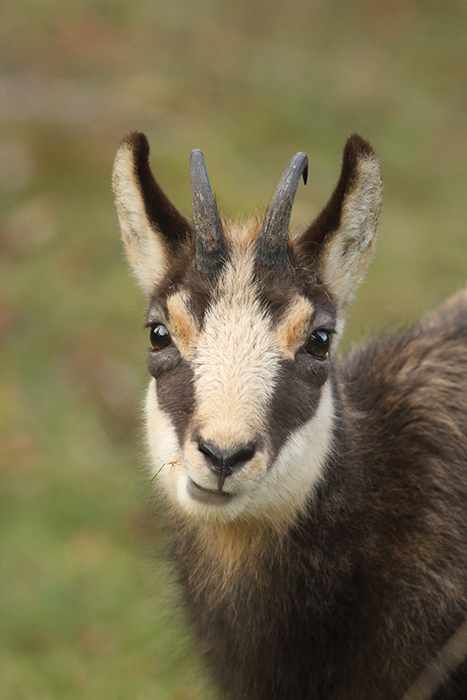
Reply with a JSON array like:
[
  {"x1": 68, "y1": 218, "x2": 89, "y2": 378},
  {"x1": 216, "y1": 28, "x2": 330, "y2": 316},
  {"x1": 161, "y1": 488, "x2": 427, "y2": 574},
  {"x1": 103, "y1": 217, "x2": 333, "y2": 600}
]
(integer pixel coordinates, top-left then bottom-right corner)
[{"x1": 2, "y1": 1, "x2": 467, "y2": 698}]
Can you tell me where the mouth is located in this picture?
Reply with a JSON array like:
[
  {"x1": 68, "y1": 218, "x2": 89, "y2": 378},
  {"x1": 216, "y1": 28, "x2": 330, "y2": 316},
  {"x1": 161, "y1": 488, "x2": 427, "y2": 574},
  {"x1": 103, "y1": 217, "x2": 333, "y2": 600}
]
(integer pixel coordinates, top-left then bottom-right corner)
[{"x1": 187, "y1": 479, "x2": 235, "y2": 506}]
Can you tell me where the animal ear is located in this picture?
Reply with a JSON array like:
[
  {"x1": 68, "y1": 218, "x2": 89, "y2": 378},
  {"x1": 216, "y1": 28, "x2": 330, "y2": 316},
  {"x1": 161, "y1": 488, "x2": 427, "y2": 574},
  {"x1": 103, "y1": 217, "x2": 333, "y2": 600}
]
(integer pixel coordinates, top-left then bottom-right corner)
[
  {"x1": 297, "y1": 135, "x2": 382, "y2": 310},
  {"x1": 112, "y1": 132, "x2": 192, "y2": 292}
]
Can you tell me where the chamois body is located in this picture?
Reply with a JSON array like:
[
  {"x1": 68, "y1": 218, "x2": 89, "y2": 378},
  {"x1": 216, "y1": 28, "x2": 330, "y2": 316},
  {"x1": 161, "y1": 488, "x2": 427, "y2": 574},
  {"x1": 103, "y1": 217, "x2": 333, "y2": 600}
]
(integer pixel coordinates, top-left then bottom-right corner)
[
  {"x1": 113, "y1": 133, "x2": 467, "y2": 699},
  {"x1": 175, "y1": 294, "x2": 467, "y2": 700}
]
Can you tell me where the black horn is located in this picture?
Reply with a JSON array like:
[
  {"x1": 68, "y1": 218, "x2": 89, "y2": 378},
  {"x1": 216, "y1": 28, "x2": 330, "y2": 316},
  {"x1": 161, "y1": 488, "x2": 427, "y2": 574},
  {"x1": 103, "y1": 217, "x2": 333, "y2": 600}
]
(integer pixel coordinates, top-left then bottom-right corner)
[
  {"x1": 256, "y1": 152, "x2": 308, "y2": 270},
  {"x1": 190, "y1": 149, "x2": 227, "y2": 278}
]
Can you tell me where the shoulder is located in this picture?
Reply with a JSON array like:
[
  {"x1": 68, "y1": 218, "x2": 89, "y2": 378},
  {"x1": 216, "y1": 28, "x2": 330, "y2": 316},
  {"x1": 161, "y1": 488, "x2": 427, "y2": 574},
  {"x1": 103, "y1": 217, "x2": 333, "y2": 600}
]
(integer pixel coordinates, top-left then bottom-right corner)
[{"x1": 340, "y1": 289, "x2": 467, "y2": 438}]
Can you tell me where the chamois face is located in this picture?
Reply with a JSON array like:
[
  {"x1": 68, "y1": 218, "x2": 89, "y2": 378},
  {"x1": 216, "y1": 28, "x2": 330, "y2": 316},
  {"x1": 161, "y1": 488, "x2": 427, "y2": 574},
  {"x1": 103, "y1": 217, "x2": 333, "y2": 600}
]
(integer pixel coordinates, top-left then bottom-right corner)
[
  {"x1": 113, "y1": 133, "x2": 382, "y2": 526},
  {"x1": 144, "y1": 223, "x2": 337, "y2": 524}
]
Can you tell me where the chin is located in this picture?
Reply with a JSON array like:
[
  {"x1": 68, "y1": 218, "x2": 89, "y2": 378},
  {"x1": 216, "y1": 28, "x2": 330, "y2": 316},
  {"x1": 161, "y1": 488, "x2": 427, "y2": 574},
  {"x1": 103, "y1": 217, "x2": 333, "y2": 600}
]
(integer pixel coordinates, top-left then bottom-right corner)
[{"x1": 174, "y1": 472, "x2": 252, "y2": 523}]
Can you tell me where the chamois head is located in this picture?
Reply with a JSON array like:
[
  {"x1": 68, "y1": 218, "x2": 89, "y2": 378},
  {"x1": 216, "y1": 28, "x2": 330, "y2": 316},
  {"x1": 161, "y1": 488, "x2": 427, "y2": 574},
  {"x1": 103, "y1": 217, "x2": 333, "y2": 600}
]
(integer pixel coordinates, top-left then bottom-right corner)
[{"x1": 113, "y1": 133, "x2": 382, "y2": 526}]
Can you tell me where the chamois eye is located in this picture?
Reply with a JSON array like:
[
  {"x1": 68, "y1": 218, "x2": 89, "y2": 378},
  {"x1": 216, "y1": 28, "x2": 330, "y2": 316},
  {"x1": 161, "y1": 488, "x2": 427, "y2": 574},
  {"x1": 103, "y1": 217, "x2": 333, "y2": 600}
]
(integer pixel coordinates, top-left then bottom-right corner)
[
  {"x1": 305, "y1": 330, "x2": 330, "y2": 359},
  {"x1": 149, "y1": 324, "x2": 171, "y2": 351}
]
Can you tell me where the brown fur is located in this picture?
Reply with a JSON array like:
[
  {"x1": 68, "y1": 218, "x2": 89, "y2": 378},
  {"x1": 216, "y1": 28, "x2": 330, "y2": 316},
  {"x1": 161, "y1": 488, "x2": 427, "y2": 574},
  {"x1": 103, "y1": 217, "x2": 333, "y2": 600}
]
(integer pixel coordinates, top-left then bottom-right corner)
[
  {"x1": 114, "y1": 133, "x2": 467, "y2": 699},
  {"x1": 169, "y1": 296, "x2": 467, "y2": 699}
]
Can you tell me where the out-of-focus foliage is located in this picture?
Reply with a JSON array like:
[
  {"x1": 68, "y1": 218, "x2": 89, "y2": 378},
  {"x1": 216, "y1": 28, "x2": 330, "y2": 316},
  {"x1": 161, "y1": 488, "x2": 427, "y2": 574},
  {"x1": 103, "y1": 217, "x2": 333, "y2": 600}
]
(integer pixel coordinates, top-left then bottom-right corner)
[{"x1": 1, "y1": 1, "x2": 467, "y2": 697}]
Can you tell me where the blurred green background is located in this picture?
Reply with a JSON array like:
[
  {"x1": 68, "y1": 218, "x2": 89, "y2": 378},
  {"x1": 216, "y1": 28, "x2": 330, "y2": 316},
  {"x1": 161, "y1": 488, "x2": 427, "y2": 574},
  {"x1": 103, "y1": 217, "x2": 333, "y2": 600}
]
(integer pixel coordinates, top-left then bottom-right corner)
[{"x1": 1, "y1": 1, "x2": 467, "y2": 698}]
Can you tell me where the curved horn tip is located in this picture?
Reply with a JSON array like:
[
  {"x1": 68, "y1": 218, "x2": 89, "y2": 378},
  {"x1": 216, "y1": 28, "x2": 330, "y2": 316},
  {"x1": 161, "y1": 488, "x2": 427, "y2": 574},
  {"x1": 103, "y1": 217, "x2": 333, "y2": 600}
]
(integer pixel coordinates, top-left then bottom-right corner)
[
  {"x1": 255, "y1": 150, "x2": 309, "y2": 271},
  {"x1": 292, "y1": 151, "x2": 308, "y2": 185},
  {"x1": 300, "y1": 156, "x2": 309, "y2": 185}
]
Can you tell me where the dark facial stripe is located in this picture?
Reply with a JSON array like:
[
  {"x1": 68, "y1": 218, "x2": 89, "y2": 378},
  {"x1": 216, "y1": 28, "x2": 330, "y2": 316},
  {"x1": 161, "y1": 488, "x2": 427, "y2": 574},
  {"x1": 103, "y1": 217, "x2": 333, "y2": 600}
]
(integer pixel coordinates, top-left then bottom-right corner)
[
  {"x1": 150, "y1": 354, "x2": 196, "y2": 444},
  {"x1": 267, "y1": 353, "x2": 331, "y2": 461}
]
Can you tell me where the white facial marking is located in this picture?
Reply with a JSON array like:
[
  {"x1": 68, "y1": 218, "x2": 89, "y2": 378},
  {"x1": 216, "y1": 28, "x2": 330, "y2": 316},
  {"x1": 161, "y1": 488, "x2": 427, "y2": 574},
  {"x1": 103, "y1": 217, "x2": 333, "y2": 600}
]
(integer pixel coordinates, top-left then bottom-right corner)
[
  {"x1": 146, "y1": 379, "x2": 182, "y2": 500},
  {"x1": 193, "y1": 260, "x2": 279, "y2": 449}
]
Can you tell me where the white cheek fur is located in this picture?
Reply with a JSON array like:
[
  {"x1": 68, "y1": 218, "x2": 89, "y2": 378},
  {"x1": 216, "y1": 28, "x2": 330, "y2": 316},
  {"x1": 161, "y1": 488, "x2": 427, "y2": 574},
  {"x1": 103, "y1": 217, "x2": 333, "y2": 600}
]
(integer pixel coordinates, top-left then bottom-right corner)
[{"x1": 145, "y1": 379, "x2": 181, "y2": 499}]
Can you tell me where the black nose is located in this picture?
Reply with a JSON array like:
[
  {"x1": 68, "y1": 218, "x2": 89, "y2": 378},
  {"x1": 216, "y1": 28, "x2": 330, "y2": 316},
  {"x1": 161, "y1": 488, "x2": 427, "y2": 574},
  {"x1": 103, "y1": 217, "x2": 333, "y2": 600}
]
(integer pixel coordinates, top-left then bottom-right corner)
[{"x1": 198, "y1": 441, "x2": 256, "y2": 479}]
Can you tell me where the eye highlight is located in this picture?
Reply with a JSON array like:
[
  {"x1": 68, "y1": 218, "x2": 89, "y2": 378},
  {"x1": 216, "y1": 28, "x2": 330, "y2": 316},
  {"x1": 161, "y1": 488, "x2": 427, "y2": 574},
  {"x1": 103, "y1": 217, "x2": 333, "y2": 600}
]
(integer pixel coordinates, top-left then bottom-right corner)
[
  {"x1": 305, "y1": 330, "x2": 330, "y2": 359},
  {"x1": 149, "y1": 324, "x2": 171, "y2": 351}
]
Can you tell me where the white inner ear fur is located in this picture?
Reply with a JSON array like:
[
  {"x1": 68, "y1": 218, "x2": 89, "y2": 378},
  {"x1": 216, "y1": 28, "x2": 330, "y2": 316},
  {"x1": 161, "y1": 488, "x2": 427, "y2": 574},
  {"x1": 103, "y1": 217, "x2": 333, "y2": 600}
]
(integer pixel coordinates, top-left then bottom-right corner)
[
  {"x1": 112, "y1": 142, "x2": 169, "y2": 292},
  {"x1": 320, "y1": 155, "x2": 382, "y2": 309}
]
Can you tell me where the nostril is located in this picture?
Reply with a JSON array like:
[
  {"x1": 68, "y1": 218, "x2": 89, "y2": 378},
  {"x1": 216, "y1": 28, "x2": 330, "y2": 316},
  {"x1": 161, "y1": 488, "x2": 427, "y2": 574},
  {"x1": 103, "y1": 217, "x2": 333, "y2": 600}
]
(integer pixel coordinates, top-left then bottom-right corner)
[
  {"x1": 198, "y1": 441, "x2": 256, "y2": 476},
  {"x1": 228, "y1": 444, "x2": 255, "y2": 469},
  {"x1": 198, "y1": 441, "x2": 219, "y2": 468}
]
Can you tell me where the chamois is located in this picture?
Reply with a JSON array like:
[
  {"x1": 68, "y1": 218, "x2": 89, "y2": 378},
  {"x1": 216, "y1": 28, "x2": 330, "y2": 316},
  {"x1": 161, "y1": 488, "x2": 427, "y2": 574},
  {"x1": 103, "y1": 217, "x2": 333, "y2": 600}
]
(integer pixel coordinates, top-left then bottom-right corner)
[{"x1": 113, "y1": 132, "x2": 467, "y2": 700}]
